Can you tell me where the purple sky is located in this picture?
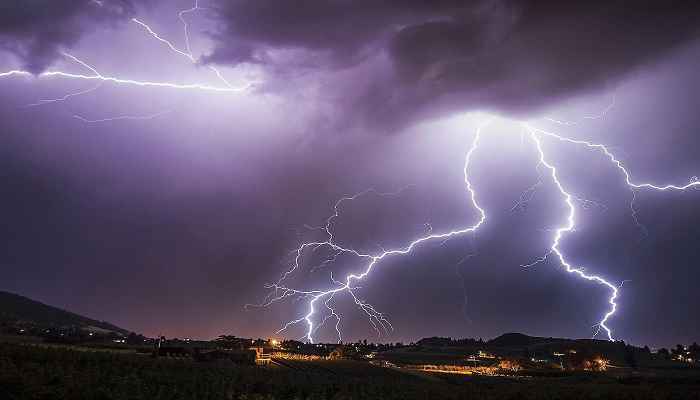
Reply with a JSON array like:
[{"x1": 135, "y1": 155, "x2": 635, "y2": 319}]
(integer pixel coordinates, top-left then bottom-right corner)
[{"x1": 1, "y1": 0, "x2": 700, "y2": 348}]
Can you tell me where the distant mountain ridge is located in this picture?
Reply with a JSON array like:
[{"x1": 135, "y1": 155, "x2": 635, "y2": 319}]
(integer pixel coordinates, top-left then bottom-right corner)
[
  {"x1": 0, "y1": 290, "x2": 129, "y2": 335},
  {"x1": 488, "y1": 332, "x2": 556, "y2": 347},
  {"x1": 487, "y1": 332, "x2": 609, "y2": 348}
]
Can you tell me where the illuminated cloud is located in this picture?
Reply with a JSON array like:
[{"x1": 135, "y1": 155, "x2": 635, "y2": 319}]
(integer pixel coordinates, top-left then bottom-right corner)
[{"x1": 0, "y1": 0, "x2": 140, "y2": 73}]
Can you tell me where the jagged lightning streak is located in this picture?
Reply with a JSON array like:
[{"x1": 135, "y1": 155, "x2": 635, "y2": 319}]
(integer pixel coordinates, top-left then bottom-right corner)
[
  {"x1": 17, "y1": 51, "x2": 103, "y2": 107},
  {"x1": 266, "y1": 118, "x2": 618, "y2": 343},
  {"x1": 255, "y1": 120, "x2": 490, "y2": 343},
  {"x1": 0, "y1": 3, "x2": 256, "y2": 123},
  {"x1": 131, "y1": 17, "x2": 245, "y2": 90},
  {"x1": 1, "y1": 17, "x2": 251, "y2": 95},
  {"x1": 131, "y1": 0, "x2": 258, "y2": 90},
  {"x1": 529, "y1": 123, "x2": 700, "y2": 238},
  {"x1": 178, "y1": 1, "x2": 202, "y2": 56},
  {"x1": 526, "y1": 124, "x2": 700, "y2": 236},
  {"x1": 521, "y1": 124, "x2": 621, "y2": 341},
  {"x1": 1, "y1": 0, "x2": 254, "y2": 100},
  {"x1": 17, "y1": 53, "x2": 175, "y2": 123},
  {"x1": 177, "y1": 0, "x2": 240, "y2": 90},
  {"x1": 540, "y1": 94, "x2": 648, "y2": 234},
  {"x1": 0, "y1": 63, "x2": 245, "y2": 93},
  {"x1": 0, "y1": 3, "x2": 256, "y2": 120},
  {"x1": 511, "y1": 141, "x2": 607, "y2": 215},
  {"x1": 25, "y1": 83, "x2": 102, "y2": 107},
  {"x1": 521, "y1": 120, "x2": 699, "y2": 340},
  {"x1": 263, "y1": 109, "x2": 699, "y2": 344},
  {"x1": 526, "y1": 125, "x2": 700, "y2": 191},
  {"x1": 73, "y1": 110, "x2": 171, "y2": 124}
]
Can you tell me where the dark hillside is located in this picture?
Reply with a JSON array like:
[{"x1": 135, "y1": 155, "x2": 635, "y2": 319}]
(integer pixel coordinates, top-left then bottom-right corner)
[
  {"x1": 488, "y1": 333, "x2": 554, "y2": 347},
  {"x1": 0, "y1": 290, "x2": 129, "y2": 334}
]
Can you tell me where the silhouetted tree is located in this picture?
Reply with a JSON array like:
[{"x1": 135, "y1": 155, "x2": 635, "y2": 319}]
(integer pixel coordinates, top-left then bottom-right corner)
[{"x1": 624, "y1": 346, "x2": 638, "y2": 368}]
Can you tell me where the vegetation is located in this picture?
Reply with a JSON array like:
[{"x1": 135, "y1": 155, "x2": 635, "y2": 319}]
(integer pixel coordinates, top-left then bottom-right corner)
[
  {"x1": 3, "y1": 292, "x2": 700, "y2": 399},
  {"x1": 2, "y1": 342, "x2": 700, "y2": 400}
]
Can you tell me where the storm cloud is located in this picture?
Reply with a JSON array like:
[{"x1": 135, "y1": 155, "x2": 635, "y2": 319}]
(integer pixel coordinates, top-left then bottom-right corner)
[
  {"x1": 0, "y1": 0, "x2": 138, "y2": 73},
  {"x1": 204, "y1": 0, "x2": 700, "y2": 129}
]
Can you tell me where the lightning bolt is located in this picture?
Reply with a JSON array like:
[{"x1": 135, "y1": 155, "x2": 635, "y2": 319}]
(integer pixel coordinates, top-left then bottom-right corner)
[
  {"x1": 259, "y1": 109, "x2": 698, "y2": 344},
  {"x1": 518, "y1": 120, "x2": 698, "y2": 340},
  {"x1": 1, "y1": 2, "x2": 256, "y2": 122},
  {"x1": 539, "y1": 94, "x2": 650, "y2": 236},
  {"x1": 530, "y1": 124, "x2": 699, "y2": 237},
  {"x1": 525, "y1": 124, "x2": 700, "y2": 191},
  {"x1": 131, "y1": 13, "x2": 246, "y2": 90},
  {"x1": 0, "y1": 61, "x2": 246, "y2": 93},
  {"x1": 519, "y1": 125, "x2": 621, "y2": 341},
  {"x1": 16, "y1": 53, "x2": 174, "y2": 123},
  {"x1": 25, "y1": 83, "x2": 102, "y2": 107},
  {"x1": 72, "y1": 110, "x2": 171, "y2": 124},
  {"x1": 0, "y1": 1, "x2": 255, "y2": 97},
  {"x1": 179, "y1": 0, "x2": 209, "y2": 60},
  {"x1": 252, "y1": 120, "x2": 490, "y2": 343}
]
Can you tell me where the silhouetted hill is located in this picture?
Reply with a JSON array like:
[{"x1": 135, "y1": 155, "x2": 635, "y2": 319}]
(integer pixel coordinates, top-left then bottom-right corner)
[
  {"x1": 488, "y1": 332, "x2": 555, "y2": 347},
  {"x1": 488, "y1": 333, "x2": 619, "y2": 350},
  {"x1": 0, "y1": 291, "x2": 129, "y2": 335},
  {"x1": 483, "y1": 332, "x2": 643, "y2": 366}
]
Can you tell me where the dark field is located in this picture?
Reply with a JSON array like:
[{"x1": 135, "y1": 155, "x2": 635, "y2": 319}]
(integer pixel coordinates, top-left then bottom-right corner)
[{"x1": 2, "y1": 343, "x2": 700, "y2": 400}]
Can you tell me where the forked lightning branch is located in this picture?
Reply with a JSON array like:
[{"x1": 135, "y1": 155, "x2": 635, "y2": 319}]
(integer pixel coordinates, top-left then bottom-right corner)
[{"x1": 255, "y1": 117, "x2": 699, "y2": 344}]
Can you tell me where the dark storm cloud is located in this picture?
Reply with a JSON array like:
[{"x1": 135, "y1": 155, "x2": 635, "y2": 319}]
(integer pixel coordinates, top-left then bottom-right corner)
[
  {"x1": 202, "y1": 0, "x2": 465, "y2": 66},
  {"x1": 387, "y1": 1, "x2": 700, "y2": 117},
  {"x1": 0, "y1": 0, "x2": 138, "y2": 73},
  {"x1": 205, "y1": 0, "x2": 700, "y2": 128}
]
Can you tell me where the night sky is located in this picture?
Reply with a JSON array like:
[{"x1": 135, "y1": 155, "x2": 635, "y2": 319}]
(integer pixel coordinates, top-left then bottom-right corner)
[{"x1": 1, "y1": 1, "x2": 700, "y2": 348}]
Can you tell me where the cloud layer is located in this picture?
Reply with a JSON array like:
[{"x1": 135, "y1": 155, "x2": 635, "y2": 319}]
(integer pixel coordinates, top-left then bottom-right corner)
[
  {"x1": 4, "y1": 1, "x2": 698, "y2": 127},
  {"x1": 0, "y1": 0, "x2": 137, "y2": 73},
  {"x1": 204, "y1": 0, "x2": 700, "y2": 128}
]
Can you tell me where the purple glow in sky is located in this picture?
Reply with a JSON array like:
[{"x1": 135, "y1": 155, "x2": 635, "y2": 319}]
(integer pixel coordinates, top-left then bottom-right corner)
[{"x1": 1, "y1": 1, "x2": 700, "y2": 348}]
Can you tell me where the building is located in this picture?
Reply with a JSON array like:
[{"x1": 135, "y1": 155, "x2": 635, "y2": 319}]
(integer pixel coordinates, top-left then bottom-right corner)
[{"x1": 250, "y1": 346, "x2": 271, "y2": 365}]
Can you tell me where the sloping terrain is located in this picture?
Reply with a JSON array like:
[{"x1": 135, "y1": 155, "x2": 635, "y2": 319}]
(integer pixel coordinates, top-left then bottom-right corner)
[{"x1": 0, "y1": 290, "x2": 129, "y2": 334}]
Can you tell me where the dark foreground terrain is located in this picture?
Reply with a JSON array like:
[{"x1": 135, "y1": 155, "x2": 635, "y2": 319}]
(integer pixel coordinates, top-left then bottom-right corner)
[{"x1": 2, "y1": 342, "x2": 700, "y2": 400}]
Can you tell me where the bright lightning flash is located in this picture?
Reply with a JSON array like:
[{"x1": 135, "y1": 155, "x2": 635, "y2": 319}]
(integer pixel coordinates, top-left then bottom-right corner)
[
  {"x1": 0, "y1": 1, "x2": 257, "y2": 123},
  {"x1": 0, "y1": 58, "x2": 247, "y2": 93},
  {"x1": 257, "y1": 115, "x2": 699, "y2": 344},
  {"x1": 0, "y1": 0, "x2": 253, "y2": 112},
  {"x1": 252, "y1": 121, "x2": 488, "y2": 343}
]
